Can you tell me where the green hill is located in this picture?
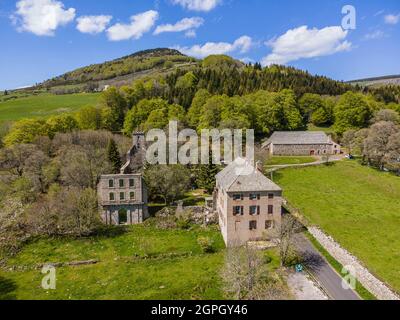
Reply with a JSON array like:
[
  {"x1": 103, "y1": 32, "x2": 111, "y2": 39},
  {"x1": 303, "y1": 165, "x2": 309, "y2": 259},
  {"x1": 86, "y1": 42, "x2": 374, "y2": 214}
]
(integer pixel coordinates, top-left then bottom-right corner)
[{"x1": 38, "y1": 48, "x2": 198, "y2": 92}]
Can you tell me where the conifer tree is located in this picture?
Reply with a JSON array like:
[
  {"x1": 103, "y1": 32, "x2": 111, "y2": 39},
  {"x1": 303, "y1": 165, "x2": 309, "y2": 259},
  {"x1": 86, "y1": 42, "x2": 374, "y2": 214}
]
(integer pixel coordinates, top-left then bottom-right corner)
[
  {"x1": 107, "y1": 138, "x2": 122, "y2": 174},
  {"x1": 196, "y1": 154, "x2": 221, "y2": 194}
]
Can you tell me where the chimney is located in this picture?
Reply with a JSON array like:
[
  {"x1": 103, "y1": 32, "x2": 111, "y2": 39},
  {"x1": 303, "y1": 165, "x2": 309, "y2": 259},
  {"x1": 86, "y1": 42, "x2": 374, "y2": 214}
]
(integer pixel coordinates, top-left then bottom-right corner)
[
  {"x1": 256, "y1": 160, "x2": 263, "y2": 173},
  {"x1": 132, "y1": 132, "x2": 145, "y2": 148}
]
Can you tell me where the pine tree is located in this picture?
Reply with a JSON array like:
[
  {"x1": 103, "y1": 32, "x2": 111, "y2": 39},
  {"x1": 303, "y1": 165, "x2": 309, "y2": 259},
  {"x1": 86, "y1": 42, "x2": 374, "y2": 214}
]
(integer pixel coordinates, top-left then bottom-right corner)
[
  {"x1": 107, "y1": 138, "x2": 122, "y2": 174},
  {"x1": 196, "y1": 157, "x2": 221, "y2": 194}
]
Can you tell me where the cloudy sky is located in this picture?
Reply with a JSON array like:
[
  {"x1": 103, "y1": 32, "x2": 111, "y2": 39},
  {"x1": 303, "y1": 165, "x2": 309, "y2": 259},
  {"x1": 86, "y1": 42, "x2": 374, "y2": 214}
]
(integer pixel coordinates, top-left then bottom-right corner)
[{"x1": 0, "y1": 0, "x2": 399, "y2": 89}]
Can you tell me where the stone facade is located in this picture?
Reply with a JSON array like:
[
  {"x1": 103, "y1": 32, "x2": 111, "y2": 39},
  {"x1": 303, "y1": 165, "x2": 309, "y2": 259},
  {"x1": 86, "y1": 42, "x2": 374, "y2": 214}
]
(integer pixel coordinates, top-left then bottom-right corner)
[
  {"x1": 215, "y1": 158, "x2": 283, "y2": 247},
  {"x1": 269, "y1": 143, "x2": 340, "y2": 156},
  {"x1": 216, "y1": 190, "x2": 283, "y2": 246},
  {"x1": 263, "y1": 131, "x2": 341, "y2": 156},
  {"x1": 97, "y1": 132, "x2": 149, "y2": 225},
  {"x1": 97, "y1": 174, "x2": 148, "y2": 225}
]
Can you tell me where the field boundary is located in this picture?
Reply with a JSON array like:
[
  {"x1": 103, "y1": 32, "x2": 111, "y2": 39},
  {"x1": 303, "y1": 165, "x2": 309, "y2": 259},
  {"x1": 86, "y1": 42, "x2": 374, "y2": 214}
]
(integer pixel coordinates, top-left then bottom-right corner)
[{"x1": 308, "y1": 227, "x2": 400, "y2": 300}]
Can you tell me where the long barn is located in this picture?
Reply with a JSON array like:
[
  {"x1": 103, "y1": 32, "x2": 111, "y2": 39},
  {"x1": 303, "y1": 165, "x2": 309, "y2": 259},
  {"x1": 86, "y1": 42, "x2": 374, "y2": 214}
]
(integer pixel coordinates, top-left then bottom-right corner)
[{"x1": 262, "y1": 131, "x2": 341, "y2": 156}]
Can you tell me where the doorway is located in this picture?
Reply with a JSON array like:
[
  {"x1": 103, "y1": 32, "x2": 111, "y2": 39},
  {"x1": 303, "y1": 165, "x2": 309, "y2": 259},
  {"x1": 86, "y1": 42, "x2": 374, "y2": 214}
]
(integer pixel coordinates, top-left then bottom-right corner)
[{"x1": 118, "y1": 209, "x2": 128, "y2": 225}]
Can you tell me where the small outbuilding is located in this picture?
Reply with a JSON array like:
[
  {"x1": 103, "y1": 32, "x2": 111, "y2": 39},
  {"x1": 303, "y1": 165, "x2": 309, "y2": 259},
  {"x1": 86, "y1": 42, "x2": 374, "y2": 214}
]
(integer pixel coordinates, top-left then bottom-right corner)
[{"x1": 262, "y1": 131, "x2": 341, "y2": 156}]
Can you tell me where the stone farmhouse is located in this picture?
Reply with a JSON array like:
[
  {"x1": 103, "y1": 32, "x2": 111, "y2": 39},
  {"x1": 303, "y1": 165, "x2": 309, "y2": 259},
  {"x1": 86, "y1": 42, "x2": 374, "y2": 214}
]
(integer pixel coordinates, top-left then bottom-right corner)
[
  {"x1": 97, "y1": 133, "x2": 149, "y2": 225},
  {"x1": 214, "y1": 158, "x2": 283, "y2": 247},
  {"x1": 262, "y1": 131, "x2": 341, "y2": 156}
]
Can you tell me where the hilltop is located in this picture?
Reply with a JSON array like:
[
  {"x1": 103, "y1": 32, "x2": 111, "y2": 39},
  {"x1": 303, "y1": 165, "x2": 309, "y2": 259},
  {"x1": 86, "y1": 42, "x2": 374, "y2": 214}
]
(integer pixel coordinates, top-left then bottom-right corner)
[{"x1": 37, "y1": 48, "x2": 199, "y2": 93}]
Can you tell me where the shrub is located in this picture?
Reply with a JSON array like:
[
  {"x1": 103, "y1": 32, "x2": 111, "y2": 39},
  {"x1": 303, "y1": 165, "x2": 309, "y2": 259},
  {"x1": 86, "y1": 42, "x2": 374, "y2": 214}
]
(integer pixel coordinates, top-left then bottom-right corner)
[{"x1": 197, "y1": 236, "x2": 216, "y2": 254}]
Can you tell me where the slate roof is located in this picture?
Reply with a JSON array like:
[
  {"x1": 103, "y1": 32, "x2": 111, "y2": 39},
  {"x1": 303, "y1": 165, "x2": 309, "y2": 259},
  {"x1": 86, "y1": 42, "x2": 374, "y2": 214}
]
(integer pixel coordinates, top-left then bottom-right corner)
[
  {"x1": 262, "y1": 131, "x2": 332, "y2": 147},
  {"x1": 216, "y1": 158, "x2": 282, "y2": 192}
]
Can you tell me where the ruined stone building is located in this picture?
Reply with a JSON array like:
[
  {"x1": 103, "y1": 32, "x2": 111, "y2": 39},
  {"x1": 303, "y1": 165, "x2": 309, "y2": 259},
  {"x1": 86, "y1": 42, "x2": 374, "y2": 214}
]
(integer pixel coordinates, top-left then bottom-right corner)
[
  {"x1": 97, "y1": 133, "x2": 149, "y2": 225},
  {"x1": 262, "y1": 131, "x2": 341, "y2": 156},
  {"x1": 215, "y1": 158, "x2": 283, "y2": 247}
]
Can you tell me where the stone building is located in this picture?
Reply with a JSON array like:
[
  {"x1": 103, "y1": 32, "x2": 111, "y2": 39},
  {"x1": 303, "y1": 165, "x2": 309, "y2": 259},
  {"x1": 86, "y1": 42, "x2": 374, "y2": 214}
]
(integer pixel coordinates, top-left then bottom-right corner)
[
  {"x1": 215, "y1": 158, "x2": 283, "y2": 247},
  {"x1": 262, "y1": 131, "x2": 341, "y2": 156},
  {"x1": 97, "y1": 133, "x2": 149, "y2": 225}
]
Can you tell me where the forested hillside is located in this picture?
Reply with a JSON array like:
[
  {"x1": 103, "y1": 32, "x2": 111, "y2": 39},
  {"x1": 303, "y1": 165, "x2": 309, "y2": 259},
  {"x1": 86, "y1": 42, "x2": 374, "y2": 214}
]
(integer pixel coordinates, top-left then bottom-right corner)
[{"x1": 38, "y1": 48, "x2": 198, "y2": 92}]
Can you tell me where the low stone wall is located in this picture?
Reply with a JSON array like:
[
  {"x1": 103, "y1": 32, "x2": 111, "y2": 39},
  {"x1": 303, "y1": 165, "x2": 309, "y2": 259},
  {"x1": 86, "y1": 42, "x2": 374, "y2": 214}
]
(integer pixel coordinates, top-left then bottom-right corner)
[{"x1": 308, "y1": 227, "x2": 400, "y2": 300}]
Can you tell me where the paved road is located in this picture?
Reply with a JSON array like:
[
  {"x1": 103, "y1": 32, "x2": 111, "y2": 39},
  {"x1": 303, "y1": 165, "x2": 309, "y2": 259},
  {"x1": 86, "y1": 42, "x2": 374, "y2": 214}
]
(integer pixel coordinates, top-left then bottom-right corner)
[{"x1": 294, "y1": 233, "x2": 360, "y2": 300}]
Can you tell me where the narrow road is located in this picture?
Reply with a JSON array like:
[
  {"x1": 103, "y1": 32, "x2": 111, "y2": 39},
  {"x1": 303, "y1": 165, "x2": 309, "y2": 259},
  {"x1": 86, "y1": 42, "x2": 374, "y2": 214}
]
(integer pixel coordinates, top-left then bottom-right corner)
[
  {"x1": 265, "y1": 155, "x2": 345, "y2": 173},
  {"x1": 294, "y1": 233, "x2": 360, "y2": 300}
]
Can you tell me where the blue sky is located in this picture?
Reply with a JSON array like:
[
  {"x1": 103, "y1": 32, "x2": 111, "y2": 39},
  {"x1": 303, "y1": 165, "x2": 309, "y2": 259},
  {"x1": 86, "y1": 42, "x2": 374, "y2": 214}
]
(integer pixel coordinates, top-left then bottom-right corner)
[{"x1": 0, "y1": 0, "x2": 399, "y2": 90}]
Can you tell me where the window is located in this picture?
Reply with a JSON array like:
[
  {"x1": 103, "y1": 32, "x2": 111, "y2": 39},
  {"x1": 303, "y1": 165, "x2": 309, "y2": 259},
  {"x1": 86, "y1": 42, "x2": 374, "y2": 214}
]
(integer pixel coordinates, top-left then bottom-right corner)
[
  {"x1": 268, "y1": 205, "x2": 274, "y2": 214},
  {"x1": 249, "y1": 193, "x2": 260, "y2": 200},
  {"x1": 249, "y1": 206, "x2": 260, "y2": 216},
  {"x1": 129, "y1": 179, "x2": 135, "y2": 188},
  {"x1": 265, "y1": 220, "x2": 273, "y2": 229},
  {"x1": 109, "y1": 193, "x2": 115, "y2": 201},
  {"x1": 130, "y1": 192, "x2": 135, "y2": 200},
  {"x1": 119, "y1": 179, "x2": 124, "y2": 188},
  {"x1": 249, "y1": 221, "x2": 257, "y2": 230},
  {"x1": 233, "y1": 194, "x2": 243, "y2": 201},
  {"x1": 120, "y1": 192, "x2": 125, "y2": 201},
  {"x1": 108, "y1": 179, "x2": 114, "y2": 188},
  {"x1": 268, "y1": 193, "x2": 274, "y2": 199},
  {"x1": 233, "y1": 206, "x2": 244, "y2": 216}
]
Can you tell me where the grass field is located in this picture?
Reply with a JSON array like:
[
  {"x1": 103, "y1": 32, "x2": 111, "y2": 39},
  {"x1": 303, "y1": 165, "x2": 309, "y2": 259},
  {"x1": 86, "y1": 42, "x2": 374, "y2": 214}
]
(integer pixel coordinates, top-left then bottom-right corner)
[
  {"x1": 0, "y1": 222, "x2": 281, "y2": 300},
  {"x1": 275, "y1": 161, "x2": 400, "y2": 293},
  {"x1": 0, "y1": 93, "x2": 100, "y2": 122},
  {"x1": 266, "y1": 156, "x2": 316, "y2": 166}
]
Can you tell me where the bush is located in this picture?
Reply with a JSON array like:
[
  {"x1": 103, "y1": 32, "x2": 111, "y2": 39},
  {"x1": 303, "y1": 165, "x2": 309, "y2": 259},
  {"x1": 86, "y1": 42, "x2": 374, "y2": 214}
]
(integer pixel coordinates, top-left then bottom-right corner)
[
  {"x1": 197, "y1": 236, "x2": 216, "y2": 253},
  {"x1": 176, "y1": 211, "x2": 194, "y2": 230}
]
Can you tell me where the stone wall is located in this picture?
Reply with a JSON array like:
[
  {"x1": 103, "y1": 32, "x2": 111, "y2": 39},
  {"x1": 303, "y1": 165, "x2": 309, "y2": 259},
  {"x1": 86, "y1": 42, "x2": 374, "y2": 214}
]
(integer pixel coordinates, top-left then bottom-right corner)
[
  {"x1": 309, "y1": 227, "x2": 400, "y2": 300},
  {"x1": 272, "y1": 144, "x2": 335, "y2": 156}
]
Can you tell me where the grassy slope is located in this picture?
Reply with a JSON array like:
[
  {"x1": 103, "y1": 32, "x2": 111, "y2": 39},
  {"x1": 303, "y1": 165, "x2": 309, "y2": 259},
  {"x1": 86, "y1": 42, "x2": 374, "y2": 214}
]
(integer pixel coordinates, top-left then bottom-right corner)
[
  {"x1": 0, "y1": 93, "x2": 100, "y2": 122},
  {"x1": 0, "y1": 223, "x2": 281, "y2": 300},
  {"x1": 275, "y1": 161, "x2": 400, "y2": 293}
]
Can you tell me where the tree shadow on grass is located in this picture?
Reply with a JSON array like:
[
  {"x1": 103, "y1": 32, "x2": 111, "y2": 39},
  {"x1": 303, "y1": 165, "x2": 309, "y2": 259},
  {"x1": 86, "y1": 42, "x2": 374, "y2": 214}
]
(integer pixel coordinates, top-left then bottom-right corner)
[{"x1": 0, "y1": 275, "x2": 17, "y2": 300}]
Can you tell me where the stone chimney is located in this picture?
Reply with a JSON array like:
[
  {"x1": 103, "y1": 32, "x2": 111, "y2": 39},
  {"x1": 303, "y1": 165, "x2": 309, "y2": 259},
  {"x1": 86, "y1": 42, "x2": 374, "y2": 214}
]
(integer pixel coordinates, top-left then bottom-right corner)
[
  {"x1": 256, "y1": 160, "x2": 263, "y2": 173},
  {"x1": 132, "y1": 132, "x2": 145, "y2": 149}
]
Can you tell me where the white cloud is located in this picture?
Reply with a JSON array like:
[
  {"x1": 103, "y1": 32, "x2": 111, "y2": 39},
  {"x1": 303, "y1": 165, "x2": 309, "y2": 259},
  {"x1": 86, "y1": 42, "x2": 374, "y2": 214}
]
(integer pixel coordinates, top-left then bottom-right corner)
[
  {"x1": 363, "y1": 30, "x2": 385, "y2": 40},
  {"x1": 374, "y1": 10, "x2": 385, "y2": 17},
  {"x1": 172, "y1": 0, "x2": 221, "y2": 12},
  {"x1": 154, "y1": 17, "x2": 204, "y2": 35},
  {"x1": 107, "y1": 10, "x2": 159, "y2": 41},
  {"x1": 12, "y1": 0, "x2": 75, "y2": 36},
  {"x1": 185, "y1": 29, "x2": 197, "y2": 38},
  {"x1": 77, "y1": 15, "x2": 112, "y2": 34},
  {"x1": 261, "y1": 26, "x2": 351, "y2": 66},
  {"x1": 175, "y1": 35, "x2": 253, "y2": 58},
  {"x1": 384, "y1": 14, "x2": 400, "y2": 25}
]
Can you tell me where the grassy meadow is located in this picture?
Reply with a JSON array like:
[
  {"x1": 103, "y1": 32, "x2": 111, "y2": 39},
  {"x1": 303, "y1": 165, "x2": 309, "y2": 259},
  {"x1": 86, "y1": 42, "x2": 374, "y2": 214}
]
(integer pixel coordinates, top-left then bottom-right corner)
[
  {"x1": 274, "y1": 161, "x2": 400, "y2": 293},
  {"x1": 0, "y1": 221, "x2": 282, "y2": 300},
  {"x1": 0, "y1": 93, "x2": 100, "y2": 122}
]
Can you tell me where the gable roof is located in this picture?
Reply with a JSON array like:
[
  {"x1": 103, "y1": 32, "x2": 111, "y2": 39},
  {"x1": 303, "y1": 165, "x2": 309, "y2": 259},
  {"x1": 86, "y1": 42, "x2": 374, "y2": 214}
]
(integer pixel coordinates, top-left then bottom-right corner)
[
  {"x1": 262, "y1": 131, "x2": 332, "y2": 147},
  {"x1": 216, "y1": 158, "x2": 282, "y2": 192}
]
